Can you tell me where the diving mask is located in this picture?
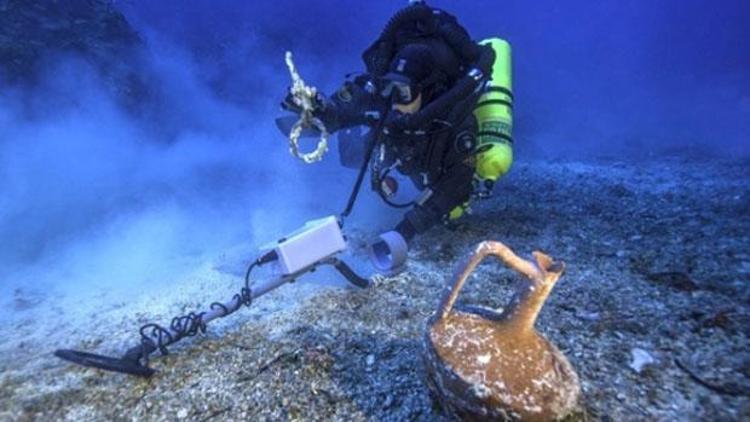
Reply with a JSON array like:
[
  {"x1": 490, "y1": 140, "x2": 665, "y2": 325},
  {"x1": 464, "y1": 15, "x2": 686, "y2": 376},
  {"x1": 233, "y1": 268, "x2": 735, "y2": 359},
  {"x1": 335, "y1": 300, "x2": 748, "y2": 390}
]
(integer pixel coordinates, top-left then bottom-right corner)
[{"x1": 380, "y1": 79, "x2": 416, "y2": 105}]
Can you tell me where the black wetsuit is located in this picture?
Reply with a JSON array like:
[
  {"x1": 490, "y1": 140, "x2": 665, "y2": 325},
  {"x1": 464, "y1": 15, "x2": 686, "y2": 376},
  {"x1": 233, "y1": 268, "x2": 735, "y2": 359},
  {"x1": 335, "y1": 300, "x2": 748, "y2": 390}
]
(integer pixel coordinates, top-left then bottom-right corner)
[
  {"x1": 316, "y1": 72, "x2": 483, "y2": 242},
  {"x1": 285, "y1": 2, "x2": 495, "y2": 242}
]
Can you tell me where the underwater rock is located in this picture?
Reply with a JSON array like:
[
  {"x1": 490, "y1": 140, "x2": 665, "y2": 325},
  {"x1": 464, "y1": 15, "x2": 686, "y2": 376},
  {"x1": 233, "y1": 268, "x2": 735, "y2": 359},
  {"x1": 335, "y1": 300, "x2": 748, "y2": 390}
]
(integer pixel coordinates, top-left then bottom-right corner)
[
  {"x1": 423, "y1": 241, "x2": 582, "y2": 421},
  {"x1": 13, "y1": 288, "x2": 44, "y2": 311},
  {"x1": 629, "y1": 348, "x2": 656, "y2": 374},
  {"x1": 0, "y1": 0, "x2": 146, "y2": 105},
  {"x1": 646, "y1": 271, "x2": 699, "y2": 292}
]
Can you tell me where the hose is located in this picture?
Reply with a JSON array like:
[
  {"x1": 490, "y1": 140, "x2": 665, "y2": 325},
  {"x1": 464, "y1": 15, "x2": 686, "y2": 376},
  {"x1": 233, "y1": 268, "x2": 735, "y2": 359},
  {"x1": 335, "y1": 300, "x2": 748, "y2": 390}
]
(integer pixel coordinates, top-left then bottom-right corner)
[
  {"x1": 364, "y1": 3, "x2": 434, "y2": 75},
  {"x1": 437, "y1": 20, "x2": 482, "y2": 63},
  {"x1": 389, "y1": 45, "x2": 493, "y2": 132}
]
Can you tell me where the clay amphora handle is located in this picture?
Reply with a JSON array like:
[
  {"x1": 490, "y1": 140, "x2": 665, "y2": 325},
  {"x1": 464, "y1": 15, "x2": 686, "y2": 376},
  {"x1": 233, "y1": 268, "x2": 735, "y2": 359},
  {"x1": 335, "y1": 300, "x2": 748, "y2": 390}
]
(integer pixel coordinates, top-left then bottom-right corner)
[{"x1": 436, "y1": 241, "x2": 560, "y2": 321}]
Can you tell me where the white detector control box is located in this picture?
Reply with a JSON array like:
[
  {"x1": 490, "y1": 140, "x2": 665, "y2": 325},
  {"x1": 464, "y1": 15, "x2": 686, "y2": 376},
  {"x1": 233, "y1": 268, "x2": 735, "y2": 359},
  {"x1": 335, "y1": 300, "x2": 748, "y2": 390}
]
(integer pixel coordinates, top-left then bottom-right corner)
[{"x1": 265, "y1": 216, "x2": 347, "y2": 275}]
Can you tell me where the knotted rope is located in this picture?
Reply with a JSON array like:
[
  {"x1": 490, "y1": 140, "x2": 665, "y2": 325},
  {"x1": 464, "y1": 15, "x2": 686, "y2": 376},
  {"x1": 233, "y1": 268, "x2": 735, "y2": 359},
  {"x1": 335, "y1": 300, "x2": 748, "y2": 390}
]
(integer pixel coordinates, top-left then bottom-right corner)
[{"x1": 284, "y1": 51, "x2": 329, "y2": 163}]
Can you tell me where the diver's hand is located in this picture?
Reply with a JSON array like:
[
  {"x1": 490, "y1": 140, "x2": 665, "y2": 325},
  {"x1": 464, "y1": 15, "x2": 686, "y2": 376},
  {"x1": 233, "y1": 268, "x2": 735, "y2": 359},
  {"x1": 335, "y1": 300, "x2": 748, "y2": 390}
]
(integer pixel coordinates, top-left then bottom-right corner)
[
  {"x1": 281, "y1": 91, "x2": 303, "y2": 114},
  {"x1": 281, "y1": 89, "x2": 326, "y2": 115},
  {"x1": 383, "y1": 110, "x2": 408, "y2": 134}
]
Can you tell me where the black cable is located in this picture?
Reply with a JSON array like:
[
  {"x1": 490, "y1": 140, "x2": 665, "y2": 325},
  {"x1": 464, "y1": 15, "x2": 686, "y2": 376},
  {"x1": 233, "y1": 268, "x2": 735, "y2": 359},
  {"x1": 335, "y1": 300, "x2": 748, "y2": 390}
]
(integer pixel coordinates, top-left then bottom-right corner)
[
  {"x1": 209, "y1": 261, "x2": 256, "y2": 315},
  {"x1": 341, "y1": 124, "x2": 383, "y2": 219},
  {"x1": 139, "y1": 311, "x2": 206, "y2": 358},
  {"x1": 137, "y1": 254, "x2": 275, "y2": 360},
  {"x1": 374, "y1": 166, "x2": 414, "y2": 209}
]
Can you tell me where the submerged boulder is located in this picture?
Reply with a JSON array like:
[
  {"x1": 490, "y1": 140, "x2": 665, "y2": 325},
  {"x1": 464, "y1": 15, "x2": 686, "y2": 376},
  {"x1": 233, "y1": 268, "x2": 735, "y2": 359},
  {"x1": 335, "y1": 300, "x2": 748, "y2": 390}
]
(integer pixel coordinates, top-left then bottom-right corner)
[{"x1": 0, "y1": 0, "x2": 146, "y2": 103}]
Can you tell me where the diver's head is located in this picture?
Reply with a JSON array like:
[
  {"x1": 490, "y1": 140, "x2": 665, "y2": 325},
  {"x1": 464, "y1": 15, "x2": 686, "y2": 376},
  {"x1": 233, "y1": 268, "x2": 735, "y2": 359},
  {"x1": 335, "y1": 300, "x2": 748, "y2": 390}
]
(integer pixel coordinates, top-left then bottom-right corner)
[{"x1": 380, "y1": 44, "x2": 434, "y2": 114}]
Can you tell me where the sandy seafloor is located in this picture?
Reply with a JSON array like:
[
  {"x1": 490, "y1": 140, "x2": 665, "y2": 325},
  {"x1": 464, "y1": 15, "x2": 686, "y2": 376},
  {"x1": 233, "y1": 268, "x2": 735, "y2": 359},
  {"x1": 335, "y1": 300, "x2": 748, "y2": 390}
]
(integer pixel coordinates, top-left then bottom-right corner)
[{"x1": 1, "y1": 157, "x2": 749, "y2": 421}]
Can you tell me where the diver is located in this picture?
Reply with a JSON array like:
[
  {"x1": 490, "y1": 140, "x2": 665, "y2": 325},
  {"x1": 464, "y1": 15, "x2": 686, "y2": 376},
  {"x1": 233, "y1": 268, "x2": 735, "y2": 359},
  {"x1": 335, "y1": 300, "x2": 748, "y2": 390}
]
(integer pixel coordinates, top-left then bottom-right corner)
[{"x1": 278, "y1": 1, "x2": 514, "y2": 273}]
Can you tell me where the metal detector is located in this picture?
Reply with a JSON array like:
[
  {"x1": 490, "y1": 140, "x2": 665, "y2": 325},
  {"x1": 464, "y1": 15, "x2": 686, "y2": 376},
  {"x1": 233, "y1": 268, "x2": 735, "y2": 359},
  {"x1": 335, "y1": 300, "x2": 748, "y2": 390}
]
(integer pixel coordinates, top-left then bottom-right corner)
[{"x1": 55, "y1": 216, "x2": 369, "y2": 377}]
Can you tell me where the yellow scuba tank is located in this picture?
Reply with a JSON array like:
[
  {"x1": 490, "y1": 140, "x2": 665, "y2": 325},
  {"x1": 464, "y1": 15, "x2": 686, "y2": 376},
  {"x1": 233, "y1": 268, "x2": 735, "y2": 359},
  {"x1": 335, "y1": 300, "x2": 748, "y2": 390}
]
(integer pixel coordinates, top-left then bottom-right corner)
[
  {"x1": 473, "y1": 38, "x2": 514, "y2": 182},
  {"x1": 448, "y1": 38, "x2": 513, "y2": 221}
]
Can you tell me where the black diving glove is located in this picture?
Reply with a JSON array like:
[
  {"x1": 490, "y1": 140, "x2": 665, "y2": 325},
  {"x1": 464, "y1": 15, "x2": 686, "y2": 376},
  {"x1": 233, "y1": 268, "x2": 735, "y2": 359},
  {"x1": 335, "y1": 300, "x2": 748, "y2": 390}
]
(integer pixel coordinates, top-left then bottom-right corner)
[
  {"x1": 383, "y1": 109, "x2": 409, "y2": 134},
  {"x1": 280, "y1": 89, "x2": 327, "y2": 116},
  {"x1": 281, "y1": 91, "x2": 303, "y2": 114}
]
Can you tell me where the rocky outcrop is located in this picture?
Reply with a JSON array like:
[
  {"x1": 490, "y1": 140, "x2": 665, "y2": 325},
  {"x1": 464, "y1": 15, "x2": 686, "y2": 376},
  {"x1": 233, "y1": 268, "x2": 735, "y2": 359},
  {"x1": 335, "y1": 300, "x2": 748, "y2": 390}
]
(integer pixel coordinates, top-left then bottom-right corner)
[{"x1": 0, "y1": 0, "x2": 145, "y2": 102}]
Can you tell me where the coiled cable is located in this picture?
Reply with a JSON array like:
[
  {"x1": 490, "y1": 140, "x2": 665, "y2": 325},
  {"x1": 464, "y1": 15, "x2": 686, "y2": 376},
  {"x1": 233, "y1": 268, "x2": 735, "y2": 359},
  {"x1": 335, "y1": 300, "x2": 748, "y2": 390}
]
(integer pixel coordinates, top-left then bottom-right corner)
[{"x1": 138, "y1": 260, "x2": 263, "y2": 361}]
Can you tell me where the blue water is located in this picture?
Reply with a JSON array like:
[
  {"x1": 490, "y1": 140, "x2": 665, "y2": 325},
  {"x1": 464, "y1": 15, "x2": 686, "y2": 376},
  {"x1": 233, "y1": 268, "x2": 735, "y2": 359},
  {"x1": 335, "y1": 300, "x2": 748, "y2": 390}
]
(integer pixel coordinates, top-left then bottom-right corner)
[
  {"x1": 1, "y1": 0, "x2": 748, "y2": 318},
  {"x1": 125, "y1": 0, "x2": 750, "y2": 158}
]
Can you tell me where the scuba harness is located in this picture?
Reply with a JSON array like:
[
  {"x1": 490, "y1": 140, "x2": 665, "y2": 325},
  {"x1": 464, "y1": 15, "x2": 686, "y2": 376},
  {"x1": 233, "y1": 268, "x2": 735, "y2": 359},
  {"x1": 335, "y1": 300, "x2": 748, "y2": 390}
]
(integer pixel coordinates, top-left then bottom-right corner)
[
  {"x1": 354, "y1": 2, "x2": 499, "y2": 214},
  {"x1": 284, "y1": 1, "x2": 513, "y2": 220}
]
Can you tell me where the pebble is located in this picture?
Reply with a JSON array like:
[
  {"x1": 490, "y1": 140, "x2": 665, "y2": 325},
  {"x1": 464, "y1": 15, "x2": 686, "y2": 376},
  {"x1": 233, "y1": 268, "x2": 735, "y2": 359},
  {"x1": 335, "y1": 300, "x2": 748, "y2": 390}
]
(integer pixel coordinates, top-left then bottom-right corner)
[
  {"x1": 577, "y1": 311, "x2": 601, "y2": 321},
  {"x1": 4, "y1": 159, "x2": 747, "y2": 421},
  {"x1": 383, "y1": 394, "x2": 394, "y2": 408},
  {"x1": 629, "y1": 348, "x2": 656, "y2": 373}
]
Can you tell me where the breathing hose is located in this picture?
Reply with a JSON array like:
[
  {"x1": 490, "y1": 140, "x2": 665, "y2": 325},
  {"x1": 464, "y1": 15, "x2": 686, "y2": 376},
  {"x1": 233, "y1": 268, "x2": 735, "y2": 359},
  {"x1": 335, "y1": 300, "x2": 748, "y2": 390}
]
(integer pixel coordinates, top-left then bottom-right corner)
[
  {"x1": 386, "y1": 45, "x2": 494, "y2": 133},
  {"x1": 365, "y1": 3, "x2": 434, "y2": 76}
]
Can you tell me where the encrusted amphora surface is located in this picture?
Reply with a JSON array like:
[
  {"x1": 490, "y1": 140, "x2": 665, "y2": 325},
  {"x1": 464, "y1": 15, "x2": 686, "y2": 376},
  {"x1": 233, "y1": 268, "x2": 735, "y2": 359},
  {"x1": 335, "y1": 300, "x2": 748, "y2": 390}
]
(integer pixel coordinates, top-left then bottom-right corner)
[{"x1": 424, "y1": 241, "x2": 582, "y2": 421}]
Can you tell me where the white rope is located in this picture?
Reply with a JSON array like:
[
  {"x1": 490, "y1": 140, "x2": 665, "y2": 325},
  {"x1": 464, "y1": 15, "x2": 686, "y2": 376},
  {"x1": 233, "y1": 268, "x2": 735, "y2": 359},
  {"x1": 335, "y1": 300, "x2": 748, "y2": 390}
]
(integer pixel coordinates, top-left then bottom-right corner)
[{"x1": 284, "y1": 51, "x2": 329, "y2": 164}]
